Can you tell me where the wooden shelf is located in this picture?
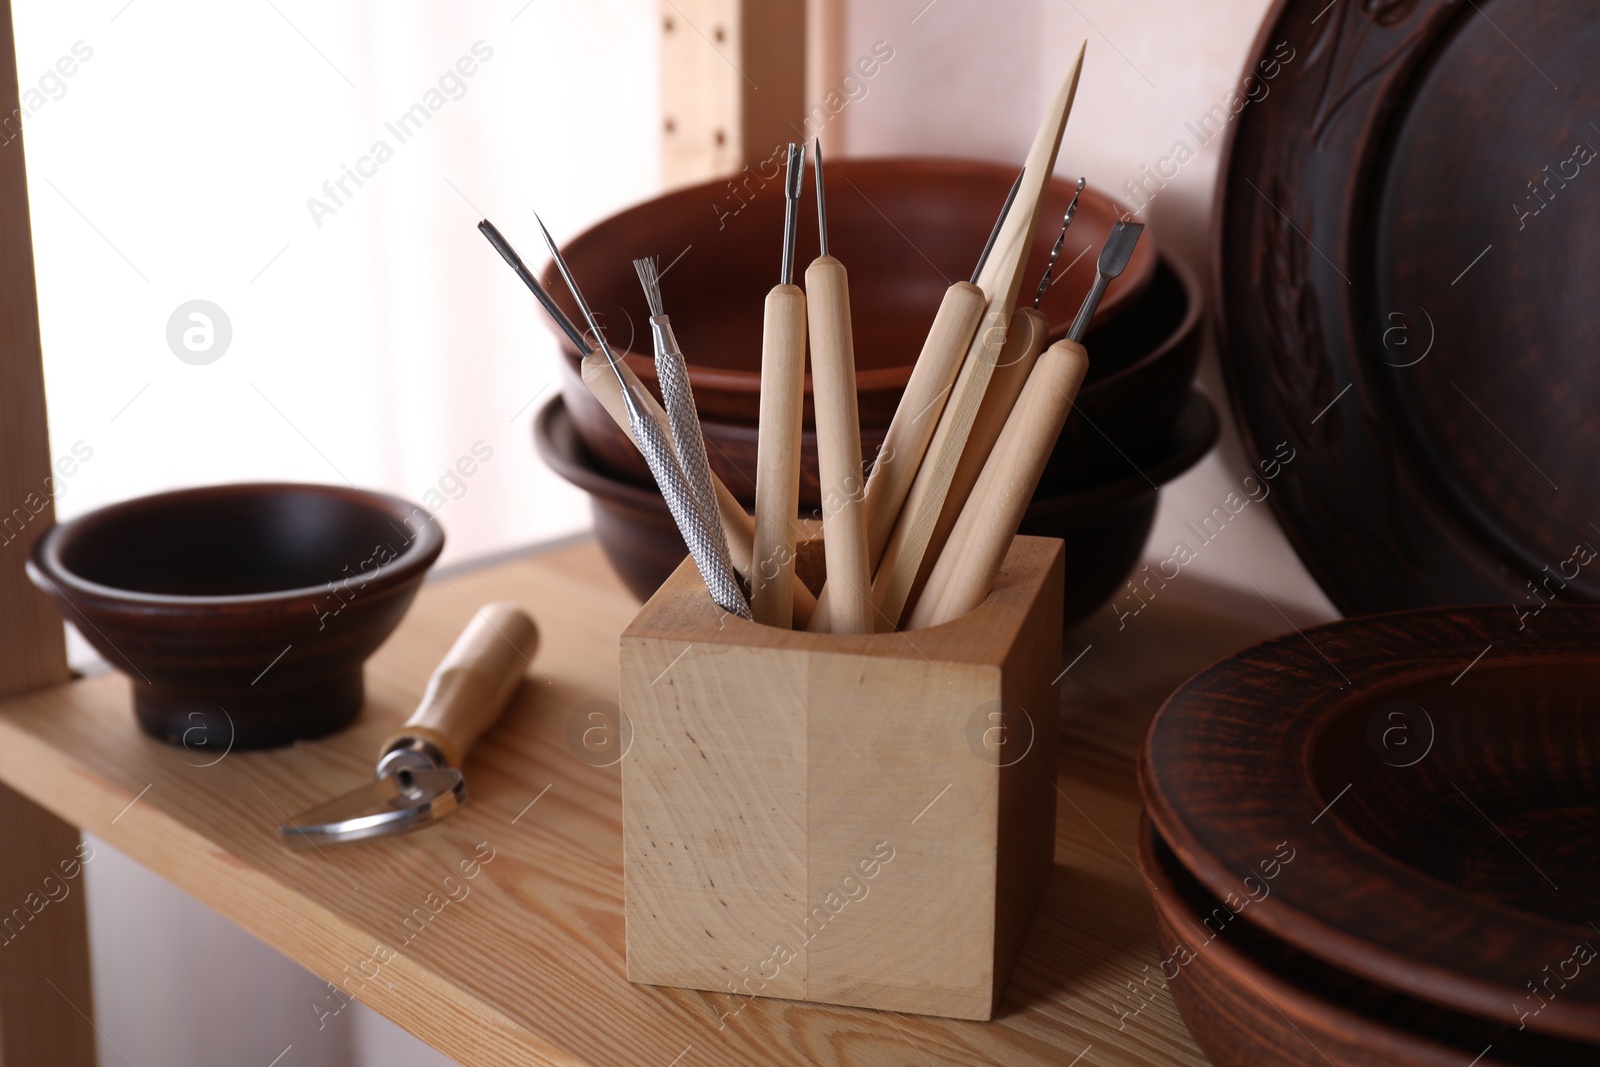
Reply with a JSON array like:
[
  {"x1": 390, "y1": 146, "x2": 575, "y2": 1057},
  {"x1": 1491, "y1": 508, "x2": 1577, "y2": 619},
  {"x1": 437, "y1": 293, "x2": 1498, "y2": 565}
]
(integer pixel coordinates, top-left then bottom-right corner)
[{"x1": 0, "y1": 539, "x2": 1238, "y2": 1066}]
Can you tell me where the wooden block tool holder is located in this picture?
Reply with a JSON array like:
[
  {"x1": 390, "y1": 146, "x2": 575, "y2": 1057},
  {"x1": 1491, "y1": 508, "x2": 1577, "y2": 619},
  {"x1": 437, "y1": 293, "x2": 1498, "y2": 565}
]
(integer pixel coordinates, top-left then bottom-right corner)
[{"x1": 619, "y1": 536, "x2": 1064, "y2": 1020}]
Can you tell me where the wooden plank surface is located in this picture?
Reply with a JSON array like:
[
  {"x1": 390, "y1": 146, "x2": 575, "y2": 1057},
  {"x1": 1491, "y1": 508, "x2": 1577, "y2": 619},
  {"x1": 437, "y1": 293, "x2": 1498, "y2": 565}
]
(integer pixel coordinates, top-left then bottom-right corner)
[{"x1": 0, "y1": 538, "x2": 1244, "y2": 1066}]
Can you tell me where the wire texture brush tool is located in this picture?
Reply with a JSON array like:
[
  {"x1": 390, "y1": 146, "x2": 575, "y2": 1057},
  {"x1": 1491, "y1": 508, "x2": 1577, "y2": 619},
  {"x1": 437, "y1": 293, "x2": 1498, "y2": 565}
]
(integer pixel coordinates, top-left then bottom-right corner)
[
  {"x1": 907, "y1": 220, "x2": 1142, "y2": 630},
  {"x1": 751, "y1": 143, "x2": 809, "y2": 627},
  {"x1": 805, "y1": 139, "x2": 874, "y2": 634},
  {"x1": 633, "y1": 253, "x2": 739, "y2": 598}
]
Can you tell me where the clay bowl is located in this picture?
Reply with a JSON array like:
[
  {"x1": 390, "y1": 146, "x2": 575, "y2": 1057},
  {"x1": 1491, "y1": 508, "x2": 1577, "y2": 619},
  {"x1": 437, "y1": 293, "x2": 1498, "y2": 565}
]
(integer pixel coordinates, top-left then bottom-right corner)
[
  {"x1": 549, "y1": 157, "x2": 1156, "y2": 433},
  {"x1": 28, "y1": 483, "x2": 443, "y2": 750},
  {"x1": 535, "y1": 391, "x2": 1216, "y2": 630},
  {"x1": 565, "y1": 252, "x2": 1198, "y2": 511},
  {"x1": 1137, "y1": 819, "x2": 1596, "y2": 1066},
  {"x1": 1141, "y1": 604, "x2": 1600, "y2": 1043}
]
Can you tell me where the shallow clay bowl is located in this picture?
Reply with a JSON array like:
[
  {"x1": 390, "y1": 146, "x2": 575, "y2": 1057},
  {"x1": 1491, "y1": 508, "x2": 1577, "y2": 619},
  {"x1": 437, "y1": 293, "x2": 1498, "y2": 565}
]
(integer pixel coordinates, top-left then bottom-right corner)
[
  {"x1": 28, "y1": 483, "x2": 443, "y2": 750},
  {"x1": 548, "y1": 156, "x2": 1155, "y2": 432},
  {"x1": 535, "y1": 391, "x2": 1215, "y2": 631},
  {"x1": 1137, "y1": 819, "x2": 1596, "y2": 1066},
  {"x1": 563, "y1": 252, "x2": 1197, "y2": 510},
  {"x1": 1141, "y1": 604, "x2": 1600, "y2": 1043}
]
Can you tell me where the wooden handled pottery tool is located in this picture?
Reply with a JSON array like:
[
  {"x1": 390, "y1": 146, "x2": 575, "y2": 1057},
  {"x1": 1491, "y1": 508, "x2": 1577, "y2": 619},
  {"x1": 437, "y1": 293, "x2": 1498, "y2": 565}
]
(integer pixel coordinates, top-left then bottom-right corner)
[
  {"x1": 805, "y1": 138, "x2": 875, "y2": 634},
  {"x1": 807, "y1": 168, "x2": 1027, "y2": 632},
  {"x1": 907, "y1": 221, "x2": 1142, "y2": 629},
  {"x1": 280, "y1": 604, "x2": 538, "y2": 847},
  {"x1": 751, "y1": 142, "x2": 809, "y2": 628}
]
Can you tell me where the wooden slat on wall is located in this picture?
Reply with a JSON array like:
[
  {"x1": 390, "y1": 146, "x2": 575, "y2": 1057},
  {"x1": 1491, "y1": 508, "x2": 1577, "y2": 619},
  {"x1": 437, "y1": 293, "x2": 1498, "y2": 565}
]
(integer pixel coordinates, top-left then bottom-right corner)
[
  {"x1": 660, "y1": 0, "x2": 807, "y2": 189},
  {"x1": 0, "y1": 2, "x2": 96, "y2": 1064}
]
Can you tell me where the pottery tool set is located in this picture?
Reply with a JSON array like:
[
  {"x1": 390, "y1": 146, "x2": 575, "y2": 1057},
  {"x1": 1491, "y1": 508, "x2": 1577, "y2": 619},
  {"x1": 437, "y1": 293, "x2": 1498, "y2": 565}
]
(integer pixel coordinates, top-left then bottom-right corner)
[{"x1": 484, "y1": 43, "x2": 1134, "y2": 635}]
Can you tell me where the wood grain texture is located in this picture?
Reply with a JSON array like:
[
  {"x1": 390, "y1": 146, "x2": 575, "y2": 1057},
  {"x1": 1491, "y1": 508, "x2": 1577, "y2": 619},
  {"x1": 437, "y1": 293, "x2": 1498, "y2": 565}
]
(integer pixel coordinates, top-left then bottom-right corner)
[
  {"x1": 868, "y1": 49, "x2": 1084, "y2": 630},
  {"x1": 1142, "y1": 603, "x2": 1600, "y2": 1044},
  {"x1": 621, "y1": 537, "x2": 1062, "y2": 1019},
  {"x1": 909, "y1": 341, "x2": 1090, "y2": 629},
  {"x1": 0, "y1": 1, "x2": 91, "y2": 1060},
  {"x1": 0, "y1": 538, "x2": 1217, "y2": 1065},
  {"x1": 752, "y1": 284, "x2": 808, "y2": 627}
]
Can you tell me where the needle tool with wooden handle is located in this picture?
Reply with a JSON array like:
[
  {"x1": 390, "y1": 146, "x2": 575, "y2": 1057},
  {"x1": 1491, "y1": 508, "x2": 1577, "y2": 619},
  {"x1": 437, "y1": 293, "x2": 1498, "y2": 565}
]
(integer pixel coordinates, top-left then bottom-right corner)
[
  {"x1": 910, "y1": 179, "x2": 1085, "y2": 608},
  {"x1": 536, "y1": 212, "x2": 751, "y2": 618},
  {"x1": 634, "y1": 254, "x2": 740, "y2": 593},
  {"x1": 751, "y1": 143, "x2": 809, "y2": 627},
  {"x1": 805, "y1": 138, "x2": 875, "y2": 634},
  {"x1": 864, "y1": 44, "x2": 1087, "y2": 631},
  {"x1": 281, "y1": 604, "x2": 538, "y2": 847},
  {"x1": 806, "y1": 168, "x2": 1025, "y2": 632},
  {"x1": 907, "y1": 221, "x2": 1142, "y2": 630}
]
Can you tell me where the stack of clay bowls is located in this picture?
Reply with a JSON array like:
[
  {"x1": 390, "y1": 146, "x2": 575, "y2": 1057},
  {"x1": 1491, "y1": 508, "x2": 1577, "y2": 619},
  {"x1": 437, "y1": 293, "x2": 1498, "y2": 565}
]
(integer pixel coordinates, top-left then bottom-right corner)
[{"x1": 536, "y1": 157, "x2": 1216, "y2": 627}]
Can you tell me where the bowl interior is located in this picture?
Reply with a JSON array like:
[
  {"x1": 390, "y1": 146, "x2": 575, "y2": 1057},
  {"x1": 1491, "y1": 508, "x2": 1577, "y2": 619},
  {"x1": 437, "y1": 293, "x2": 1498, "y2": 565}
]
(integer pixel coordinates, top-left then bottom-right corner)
[
  {"x1": 548, "y1": 158, "x2": 1154, "y2": 386},
  {"x1": 1311, "y1": 662, "x2": 1600, "y2": 926},
  {"x1": 55, "y1": 488, "x2": 414, "y2": 597}
]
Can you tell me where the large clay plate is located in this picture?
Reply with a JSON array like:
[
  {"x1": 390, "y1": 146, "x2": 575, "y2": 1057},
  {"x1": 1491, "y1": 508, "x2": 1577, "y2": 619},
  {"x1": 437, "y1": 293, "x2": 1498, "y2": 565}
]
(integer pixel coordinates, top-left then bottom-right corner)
[
  {"x1": 1138, "y1": 819, "x2": 1597, "y2": 1065},
  {"x1": 1140, "y1": 604, "x2": 1600, "y2": 1043},
  {"x1": 1214, "y1": 0, "x2": 1600, "y2": 615}
]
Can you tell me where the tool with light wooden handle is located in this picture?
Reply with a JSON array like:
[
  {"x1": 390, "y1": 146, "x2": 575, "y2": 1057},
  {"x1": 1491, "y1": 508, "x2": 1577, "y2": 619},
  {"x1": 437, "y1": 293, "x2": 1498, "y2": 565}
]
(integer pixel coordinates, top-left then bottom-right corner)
[
  {"x1": 805, "y1": 170, "x2": 1026, "y2": 632},
  {"x1": 911, "y1": 305, "x2": 1050, "y2": 609},
  {"x1": 906, "y1": 341, "x2": 1090, "y2": 630},
  {"x1": 806, "y1": 139, "x2": 874, "y2": 634},
  {"x1": 752, "y1": 143, "x2": 809, "y2": 628},
  {"x1": 281, "y1": 604, "x2": 538, "y2": 848},
  {"x1": 381, "y1": 603, "x2": 539, "y2": 769},
  {"x1": 580, "y1": 353, "x2": 818, "y2": 628},
  {"x1": 867, "y1": 45, "x2": 1086, "y2": 630}
]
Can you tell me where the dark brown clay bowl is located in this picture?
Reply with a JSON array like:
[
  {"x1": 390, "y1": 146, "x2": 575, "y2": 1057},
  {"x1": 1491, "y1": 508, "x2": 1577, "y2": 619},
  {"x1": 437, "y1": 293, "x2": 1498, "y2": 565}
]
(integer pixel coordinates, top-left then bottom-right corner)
[
  {"x1": 535, "y1": 391, "x2": 1216, "y2": 631},
  {"x1": 548, "y1": 157, "x2": 1156, "y2": 434},
  {"x1": 562, "y1": 252, "x2": 1199, "y2": 510},
  {"x1": 28, "y1": 483, "x2": 443, "y2": 750},
  {"x1": 1142, "y1": 604, "x2": 1600, "y2": 1043},
  {"x1": 1137, "y1": 820, "x2": 1595, "y2": 1066}
]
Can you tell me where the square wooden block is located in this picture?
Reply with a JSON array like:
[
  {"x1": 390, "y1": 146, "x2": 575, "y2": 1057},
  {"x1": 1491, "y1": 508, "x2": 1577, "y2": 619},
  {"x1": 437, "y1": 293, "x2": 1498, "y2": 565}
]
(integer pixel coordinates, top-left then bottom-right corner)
[{"x1": 619, "y1": 536, "x2": 1063, "y2": 1020}]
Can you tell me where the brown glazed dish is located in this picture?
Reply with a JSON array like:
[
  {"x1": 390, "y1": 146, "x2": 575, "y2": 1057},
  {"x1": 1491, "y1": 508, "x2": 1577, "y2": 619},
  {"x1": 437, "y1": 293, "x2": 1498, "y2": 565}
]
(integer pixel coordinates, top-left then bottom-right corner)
[
  {"x1": 546, "y1": 157, "x2": 1155, "y2": 430},
  {"x1": 1214, "y1": 0, "x2": 1600, "y2": 615},
  {"x1": 28, "y1": 483, "x2": 443, "y2": 750},
  {"x1": 535, "y1": 392, "x2": 1217, "y2": 630},
  {"x1": 1138, "y1": 819, "x2": 1596, "y2": 1066},
  {"x1": 1141, "y1": 604, "x2": 1600, "y2": 1043}
]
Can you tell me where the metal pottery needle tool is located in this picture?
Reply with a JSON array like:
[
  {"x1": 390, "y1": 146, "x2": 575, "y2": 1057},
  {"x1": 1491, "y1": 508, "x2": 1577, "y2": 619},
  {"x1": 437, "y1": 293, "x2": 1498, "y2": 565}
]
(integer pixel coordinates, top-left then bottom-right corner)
[
  {"x1": 806, "y1": 168, "x2": 1025, "y2": 633},
  {"x1": 751, "y1": 142, "x2": 809, "y2": 628},
  {"x1": 280, "y1": 604, "x2": 538, "y2": 847},
  {"x1": 534, "y1": 211, "x2": 752, "y2": 619},
  {"x1": 633, "y1": 253, "x2": 740, "y2": 603},
  {"x1": 805, "y1": 138, "x2": 875, "y2": 634}
]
